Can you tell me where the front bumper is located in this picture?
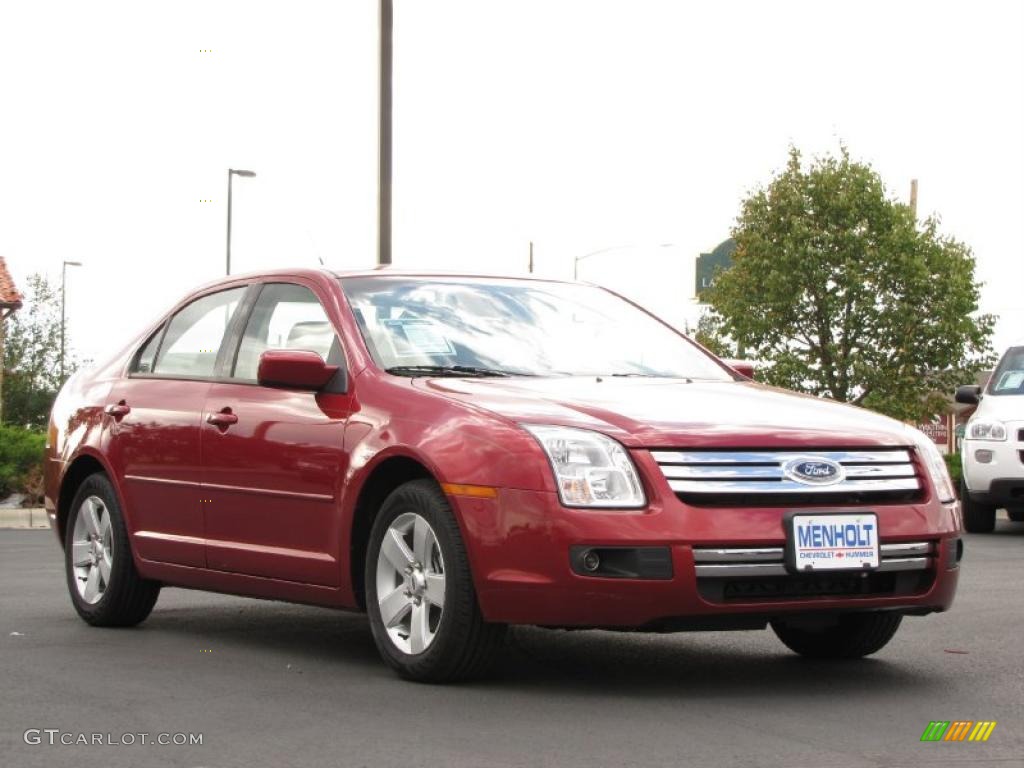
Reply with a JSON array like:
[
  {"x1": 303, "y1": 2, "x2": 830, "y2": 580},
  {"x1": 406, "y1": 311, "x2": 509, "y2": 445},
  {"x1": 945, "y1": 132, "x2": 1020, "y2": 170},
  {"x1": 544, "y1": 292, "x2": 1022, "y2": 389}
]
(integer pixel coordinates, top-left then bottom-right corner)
[
  {"x1": 967, "y1": 478, "x2": 1024, "y2": 510},
  {"x1": 962, "y1": 433, "x2": 1024, "y2": 494},
  {"x1": 451, "y1": 480, "x2": 962, "y2": 628}
]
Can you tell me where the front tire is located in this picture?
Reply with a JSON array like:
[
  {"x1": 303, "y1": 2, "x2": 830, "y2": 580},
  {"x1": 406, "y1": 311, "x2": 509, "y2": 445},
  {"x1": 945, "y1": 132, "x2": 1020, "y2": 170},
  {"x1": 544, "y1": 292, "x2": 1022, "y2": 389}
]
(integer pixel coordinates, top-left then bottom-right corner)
[
  {"x1": 65, "y1": 473, "x2": 160, "y2": 627},
  {"x1": 771, "y1": 612, "x2": 902, "y2": 659},
  {"x1": 365, "y1": 479, "x2": 505, "y2": 682},
  {"x1": 961, "y1": 480, "x2": 996, "y2": 533}
]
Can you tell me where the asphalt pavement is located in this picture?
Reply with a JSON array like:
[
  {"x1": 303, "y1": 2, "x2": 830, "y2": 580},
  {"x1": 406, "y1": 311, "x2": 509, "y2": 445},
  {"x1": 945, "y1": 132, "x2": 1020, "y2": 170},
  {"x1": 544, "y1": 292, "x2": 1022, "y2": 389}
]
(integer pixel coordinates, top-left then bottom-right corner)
[{"x1": 2, "y1": 520, "x2": 1022, "y2": 768}]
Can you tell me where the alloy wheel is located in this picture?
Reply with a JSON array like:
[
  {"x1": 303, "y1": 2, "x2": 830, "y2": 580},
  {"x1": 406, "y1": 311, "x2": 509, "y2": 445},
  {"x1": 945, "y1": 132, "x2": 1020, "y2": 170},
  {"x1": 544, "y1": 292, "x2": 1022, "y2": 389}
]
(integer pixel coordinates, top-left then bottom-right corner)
[
  {"x1": 71, "y1": 495, "x2": 113, "y2": 605},
  {"x1": 375, "y1": 512, "x2": 446, "y2": 654}
]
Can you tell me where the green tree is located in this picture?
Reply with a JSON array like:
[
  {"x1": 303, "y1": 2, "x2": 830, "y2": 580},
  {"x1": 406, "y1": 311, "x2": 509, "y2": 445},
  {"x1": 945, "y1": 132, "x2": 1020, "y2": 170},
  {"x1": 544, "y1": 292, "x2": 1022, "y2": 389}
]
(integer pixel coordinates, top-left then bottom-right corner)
[
  {"x1": 702, "y1": 146, "x2": 993, "y2": 422},
  {"x1": 2, "y1": 273, "x2": 78, "y2": 428}
]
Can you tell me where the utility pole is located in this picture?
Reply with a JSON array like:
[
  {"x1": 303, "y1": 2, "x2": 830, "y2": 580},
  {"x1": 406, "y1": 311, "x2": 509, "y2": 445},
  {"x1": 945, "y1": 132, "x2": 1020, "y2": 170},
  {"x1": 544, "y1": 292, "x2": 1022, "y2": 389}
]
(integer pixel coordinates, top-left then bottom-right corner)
[
  {"x1": 377, "y1": 0, "x2": 393, "y2": 266},
  {"x1": 528, "y1": 241, "x2": 534, "y2": 274},
  {"x1": 909, "y1": 178, "x2": 918, "y2": 219}
]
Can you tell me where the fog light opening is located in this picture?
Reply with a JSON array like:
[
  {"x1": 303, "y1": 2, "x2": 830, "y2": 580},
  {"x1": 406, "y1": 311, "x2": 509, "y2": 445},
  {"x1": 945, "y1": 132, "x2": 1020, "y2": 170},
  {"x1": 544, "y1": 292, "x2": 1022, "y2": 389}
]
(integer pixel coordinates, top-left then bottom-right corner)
[
  {"x1": 974, "y1": 449, "x2": 994, "y2": 464},
  {"x1": 582, "y1": 550, "x2": 601, "y2": 572}
]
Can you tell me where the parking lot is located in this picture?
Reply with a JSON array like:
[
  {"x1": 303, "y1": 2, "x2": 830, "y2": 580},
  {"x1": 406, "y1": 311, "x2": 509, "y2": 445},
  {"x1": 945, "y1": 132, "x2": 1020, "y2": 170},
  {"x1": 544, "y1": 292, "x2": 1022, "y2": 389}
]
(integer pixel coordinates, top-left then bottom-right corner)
[{"x1": 2, "y1": 520, "x2": 1022, "y2": 768}]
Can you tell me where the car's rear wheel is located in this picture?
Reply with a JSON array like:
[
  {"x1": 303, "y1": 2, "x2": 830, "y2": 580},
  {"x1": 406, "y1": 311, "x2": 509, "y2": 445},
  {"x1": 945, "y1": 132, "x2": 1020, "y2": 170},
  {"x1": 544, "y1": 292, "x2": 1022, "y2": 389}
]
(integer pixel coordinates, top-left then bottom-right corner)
[
  {"x1": 365, "y1": 479, "x2": 505, "y2": 682},
  {"x1": 961, "y1": 480, "x2": 996, "y2": 533},
  {"x1": 771, "y1": 612, "x2": 902, "y2": 659},
  {"x1": 1006, "y1": 508, "x2": 1024, "y2": 523},
  {"x1": 65, "y1": 473, "x2": 160, "y2": 626}
]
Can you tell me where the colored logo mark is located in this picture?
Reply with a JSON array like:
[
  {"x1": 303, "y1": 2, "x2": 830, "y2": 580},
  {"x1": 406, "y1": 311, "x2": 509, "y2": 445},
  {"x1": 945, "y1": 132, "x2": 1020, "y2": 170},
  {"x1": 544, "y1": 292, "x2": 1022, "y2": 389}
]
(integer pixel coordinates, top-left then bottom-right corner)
[{"x1": 920, "y1": 721, "x2": 997, "y2": 742}]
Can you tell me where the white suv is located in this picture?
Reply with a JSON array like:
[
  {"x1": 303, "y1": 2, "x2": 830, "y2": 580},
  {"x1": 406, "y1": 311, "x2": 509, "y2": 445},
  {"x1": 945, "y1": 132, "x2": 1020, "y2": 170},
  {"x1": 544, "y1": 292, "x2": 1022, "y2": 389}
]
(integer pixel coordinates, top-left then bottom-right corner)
[{"x1": 956, "y1": 342, "x2": 1024, "y2": 532}]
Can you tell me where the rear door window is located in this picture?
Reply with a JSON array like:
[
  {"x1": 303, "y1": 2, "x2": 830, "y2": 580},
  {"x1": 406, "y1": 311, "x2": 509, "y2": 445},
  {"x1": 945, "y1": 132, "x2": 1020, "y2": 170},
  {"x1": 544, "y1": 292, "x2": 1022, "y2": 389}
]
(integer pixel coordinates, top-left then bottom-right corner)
[{"x1": 152, "y1": 287, "x2": 246, "y2": 378}]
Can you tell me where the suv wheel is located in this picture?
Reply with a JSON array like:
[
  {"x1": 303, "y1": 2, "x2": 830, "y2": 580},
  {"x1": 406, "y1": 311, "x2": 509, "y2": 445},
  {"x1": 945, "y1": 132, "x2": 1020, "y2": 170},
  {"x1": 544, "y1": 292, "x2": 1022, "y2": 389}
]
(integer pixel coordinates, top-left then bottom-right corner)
[
  {"x1": 771, "y1": 612, "x2": 902, "y2": 659},
  {"x1": 365, "y1": 479, "x2": 505, "y2": 682},
  {"x1": 1006, "y1": 508, "x2": 1024, "y2": 523},
  {"x1": 65, "y1": 473, "x2": 160, "y2": 626},
  {"x1": 961, "y1": 480, "x2": 996, "y2": 533}
]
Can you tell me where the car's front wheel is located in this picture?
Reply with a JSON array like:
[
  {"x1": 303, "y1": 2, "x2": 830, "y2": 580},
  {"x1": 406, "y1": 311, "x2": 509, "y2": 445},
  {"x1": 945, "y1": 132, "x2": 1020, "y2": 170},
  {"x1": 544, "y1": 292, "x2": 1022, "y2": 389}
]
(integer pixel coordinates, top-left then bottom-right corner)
[
  {"x1": 771, "y1": 612, "x2": 902, "y2": 659},
  {"x1": 365, "y1": 479, "x2": 505, "y2": 682},
  {"x1": 65, "y1": 473, "x2": 160, "y2": 626},
  {"x1": 961, "y1": 480, "x2": 996, "y2": 533}
]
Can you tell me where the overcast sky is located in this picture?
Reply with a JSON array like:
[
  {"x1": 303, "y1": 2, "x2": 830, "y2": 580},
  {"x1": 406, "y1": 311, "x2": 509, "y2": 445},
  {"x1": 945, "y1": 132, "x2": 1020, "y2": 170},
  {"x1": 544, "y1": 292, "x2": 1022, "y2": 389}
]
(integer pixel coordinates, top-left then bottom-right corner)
[{"x1": 1, "y1": 0, "x2": 1021, "y2": 365}]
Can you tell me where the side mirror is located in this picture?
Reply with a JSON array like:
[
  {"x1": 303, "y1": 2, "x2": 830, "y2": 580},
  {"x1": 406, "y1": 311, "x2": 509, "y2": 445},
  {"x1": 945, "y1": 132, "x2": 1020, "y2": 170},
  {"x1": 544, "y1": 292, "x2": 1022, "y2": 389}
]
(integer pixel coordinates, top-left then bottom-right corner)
[
  {"x1": 954, "y1": 384, "x2": 982, "y2": 405},
  {"x1": 724, "y1": 359, "x2": 755, "y2": 379},
  {"x1": 257, "y1": 349, "x2": 338, "y2": 391}
]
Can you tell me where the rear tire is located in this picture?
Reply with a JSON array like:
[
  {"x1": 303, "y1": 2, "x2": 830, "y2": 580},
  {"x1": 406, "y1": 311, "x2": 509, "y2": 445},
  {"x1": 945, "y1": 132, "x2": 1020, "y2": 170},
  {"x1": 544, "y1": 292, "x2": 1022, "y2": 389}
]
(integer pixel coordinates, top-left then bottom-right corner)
[
  {"x1": 1006, "y1": 508, "x2": 1024, "y2": 523},
  {"x1": 961, "y1": 480, "x2": 996, "y2": 533},
  {"x1": 772, "y1": 612, "x2": 902, "y2": 659},
  {"x1": 365, "y1": 479, "x2": 506, "y2": 683},
  {"x1": 65, "y1": 473, "x2": 160, "y2": 627}
]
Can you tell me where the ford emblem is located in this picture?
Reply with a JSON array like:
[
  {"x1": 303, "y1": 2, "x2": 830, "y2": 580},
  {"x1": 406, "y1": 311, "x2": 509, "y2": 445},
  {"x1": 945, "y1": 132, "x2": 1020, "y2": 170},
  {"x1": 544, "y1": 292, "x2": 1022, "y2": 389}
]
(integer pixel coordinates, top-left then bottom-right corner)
[{"x1": 782, "y1": 457, "x2": 845, "y2": 486}]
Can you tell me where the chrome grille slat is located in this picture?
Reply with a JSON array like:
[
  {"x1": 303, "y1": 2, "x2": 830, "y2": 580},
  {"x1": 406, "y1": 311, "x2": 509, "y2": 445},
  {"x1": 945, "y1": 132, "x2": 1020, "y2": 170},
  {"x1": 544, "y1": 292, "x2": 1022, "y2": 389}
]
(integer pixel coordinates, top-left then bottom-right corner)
[
  {"x1": 651, "y1": 450, "x2": 912, "y2": 465},
  {"x1": 691, "y1": 541, "x2": 933, "y2": 577},
  {"x1": 666, "y1": 477, "x2": 921, "y2": 494},
  {"x1": 652, "y1": 448, "x2": 921, "y2": 500},
  {"x1": 661, "y1": 463, "x2": 917, "y2": 480},
  {"x1": 693, "y1": 559, "x2": 930, "y2": 577},
  {"x1": 693, "y1": 547, "x2": 783, "y2": 563}
]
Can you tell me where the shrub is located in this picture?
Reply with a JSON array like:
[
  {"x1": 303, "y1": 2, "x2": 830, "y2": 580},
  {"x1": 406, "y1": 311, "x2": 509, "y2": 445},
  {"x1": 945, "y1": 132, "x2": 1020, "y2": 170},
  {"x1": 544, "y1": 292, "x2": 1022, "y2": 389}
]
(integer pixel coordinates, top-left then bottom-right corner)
[
  {"x1": 0, "y1": 425, "x2": 46, "y2": 501},
  {"x1": 944, "y1": 451, "x2": 963, "y2": 492}
]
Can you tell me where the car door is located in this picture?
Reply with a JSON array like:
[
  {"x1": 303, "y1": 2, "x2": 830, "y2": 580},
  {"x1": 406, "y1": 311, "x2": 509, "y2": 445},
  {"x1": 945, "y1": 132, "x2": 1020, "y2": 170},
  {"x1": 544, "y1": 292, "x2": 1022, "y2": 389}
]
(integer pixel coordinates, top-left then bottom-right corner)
[
  {"x1": 106, "y1": 285, "x2": 247, "y2": 567},
  {"x1": 200, "y1": 280, "x2": 353, "y2": 586}
]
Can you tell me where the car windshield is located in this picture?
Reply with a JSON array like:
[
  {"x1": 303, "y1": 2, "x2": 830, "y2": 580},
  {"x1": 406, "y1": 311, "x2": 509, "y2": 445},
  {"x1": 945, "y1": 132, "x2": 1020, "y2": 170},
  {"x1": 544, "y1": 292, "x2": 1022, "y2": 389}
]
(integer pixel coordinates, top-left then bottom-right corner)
[
  {"x1": 988, "y1": 346, "x2": 1024, "y2": 396},
  {"x1": 340, "y1": 276, "x2": 732, "y2": 380}
]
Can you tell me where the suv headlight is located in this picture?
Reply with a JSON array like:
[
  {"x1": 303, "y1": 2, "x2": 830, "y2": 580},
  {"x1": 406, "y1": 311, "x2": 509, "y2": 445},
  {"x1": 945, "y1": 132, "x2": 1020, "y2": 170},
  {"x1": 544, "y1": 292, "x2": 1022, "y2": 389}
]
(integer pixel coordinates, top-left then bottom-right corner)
[
  {"x1": 968, "y1": 421, "x2": 1007, "y2": 441},
  {"x1": 905, "y1": 425, "x2": 956, "y2": 503},
  {"x1": 522, "y1": 425, "x2": 646, "y2": 508}
]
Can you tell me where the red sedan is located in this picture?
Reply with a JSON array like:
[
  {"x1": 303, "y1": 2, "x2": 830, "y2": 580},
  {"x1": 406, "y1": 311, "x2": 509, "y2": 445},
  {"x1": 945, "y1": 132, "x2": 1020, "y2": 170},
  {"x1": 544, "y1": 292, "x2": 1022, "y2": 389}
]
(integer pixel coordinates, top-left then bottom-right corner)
[{"x1": 45, "y1": 270, "x2": 962, "y2": 682}]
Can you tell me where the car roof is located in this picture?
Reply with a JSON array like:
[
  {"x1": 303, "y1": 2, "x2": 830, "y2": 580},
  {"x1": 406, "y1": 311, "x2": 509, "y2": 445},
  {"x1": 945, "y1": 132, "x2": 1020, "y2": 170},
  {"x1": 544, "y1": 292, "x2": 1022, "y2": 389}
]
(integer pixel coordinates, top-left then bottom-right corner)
[
  {"x1": 194, "y1": 266, "x2": 579, "y2": 288},
  {"x1": 330, "y1": 267, "x2": 576, "y2": 285}
]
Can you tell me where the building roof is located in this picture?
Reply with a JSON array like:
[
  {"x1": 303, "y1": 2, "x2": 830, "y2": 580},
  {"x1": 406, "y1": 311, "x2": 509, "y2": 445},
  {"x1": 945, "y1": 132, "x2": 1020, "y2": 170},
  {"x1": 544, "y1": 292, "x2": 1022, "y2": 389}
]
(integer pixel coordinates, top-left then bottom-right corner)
[{"x1": 0, "y1": 257, "x2": 23, "y2": 310}]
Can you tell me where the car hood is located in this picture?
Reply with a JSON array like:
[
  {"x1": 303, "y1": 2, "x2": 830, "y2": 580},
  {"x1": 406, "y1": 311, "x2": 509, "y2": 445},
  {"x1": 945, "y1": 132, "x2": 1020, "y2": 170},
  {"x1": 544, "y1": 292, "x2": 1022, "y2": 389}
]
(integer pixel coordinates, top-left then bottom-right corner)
[
  {"x1": 973, "y1": 392, "x2": 1024, "y2": 422},
  {"x1": 415, "y1": 376, "x2": 914, "y2": 449}
]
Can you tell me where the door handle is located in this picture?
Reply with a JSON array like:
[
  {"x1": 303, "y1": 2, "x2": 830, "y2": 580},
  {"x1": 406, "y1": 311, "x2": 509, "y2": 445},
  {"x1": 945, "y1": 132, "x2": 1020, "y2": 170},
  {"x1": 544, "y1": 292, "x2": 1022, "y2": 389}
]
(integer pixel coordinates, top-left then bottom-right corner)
[
  {"x1": 104, "y1": 401, "x2": 131, "y2": 420},
  {"x1": 207, "y1": 408, "x2": 238, "y2": 429}
]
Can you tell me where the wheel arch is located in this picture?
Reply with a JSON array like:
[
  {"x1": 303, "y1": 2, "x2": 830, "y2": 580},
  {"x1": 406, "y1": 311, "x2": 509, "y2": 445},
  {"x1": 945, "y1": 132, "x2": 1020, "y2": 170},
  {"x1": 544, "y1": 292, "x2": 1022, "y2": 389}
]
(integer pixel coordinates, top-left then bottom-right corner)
[
  {"x1": 57, "y1": 452, "x2": 118, "y2": 547},
  {"x1": 348, "y1": 454, "x2": 436, "y2": 610}
]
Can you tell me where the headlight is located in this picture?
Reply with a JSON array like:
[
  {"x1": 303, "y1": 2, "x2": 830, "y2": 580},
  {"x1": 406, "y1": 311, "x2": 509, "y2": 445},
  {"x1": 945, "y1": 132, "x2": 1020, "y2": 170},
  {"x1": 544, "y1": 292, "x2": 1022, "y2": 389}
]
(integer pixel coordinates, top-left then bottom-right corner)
[
  {"x1": 968, "y1": 421, "x2": 1007, "y2": 441},
  {"x1": 522, "y1": 425, "x2": 646, "y2": 508},
  {"x1": 905, "y1": 425, "x2": 956, "y2": 503}
]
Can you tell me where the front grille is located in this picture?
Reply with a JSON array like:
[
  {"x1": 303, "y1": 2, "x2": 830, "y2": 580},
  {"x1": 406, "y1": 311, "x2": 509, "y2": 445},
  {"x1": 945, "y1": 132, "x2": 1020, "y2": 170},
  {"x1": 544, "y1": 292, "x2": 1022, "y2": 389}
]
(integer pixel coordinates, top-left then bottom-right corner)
[
  {"x1": 693, "y1": 542, "x2": 935, "y2": 602},
  {"x1": 700, "y1": 571, "x2": 936, "y2": 602},
  {"x1": 651, "y1": 449, "x2": 923, "y2": 506}
]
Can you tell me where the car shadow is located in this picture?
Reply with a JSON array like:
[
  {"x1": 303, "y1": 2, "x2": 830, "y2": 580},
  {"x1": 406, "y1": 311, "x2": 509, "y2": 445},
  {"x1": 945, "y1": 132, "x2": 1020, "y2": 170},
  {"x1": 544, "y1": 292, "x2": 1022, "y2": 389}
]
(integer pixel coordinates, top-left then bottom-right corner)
[
  {"x1": 139, "y1": 596, "x2": 949, "y2": 701},
  {"x1": 491, "y1": 625, "x2": 946, "y2": 702}
]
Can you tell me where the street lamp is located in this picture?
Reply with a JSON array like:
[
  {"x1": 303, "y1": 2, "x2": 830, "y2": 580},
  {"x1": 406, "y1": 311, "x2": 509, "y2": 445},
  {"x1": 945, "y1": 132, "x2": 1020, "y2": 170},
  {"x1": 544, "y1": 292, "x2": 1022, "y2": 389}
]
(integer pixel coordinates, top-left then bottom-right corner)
[
  {"x1": 60, "y1": 260, "x2": 83, "y2": 381},
  {"x1": 573, "y1": 243, "x2": 674, "y2": 280},
  {"x1": 226, "y1": 168, "x2": 257, "y2": 275}
]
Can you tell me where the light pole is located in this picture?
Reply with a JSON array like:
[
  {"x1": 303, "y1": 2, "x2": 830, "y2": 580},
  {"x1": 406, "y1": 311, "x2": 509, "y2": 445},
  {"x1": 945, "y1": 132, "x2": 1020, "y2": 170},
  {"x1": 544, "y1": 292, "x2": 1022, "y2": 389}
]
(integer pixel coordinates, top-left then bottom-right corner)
[
  {"x1": 378, "y1": 0, "x2": 393, "y2": 266},
  {"x1": 60, "y1": 260, "x2": 82, "y2": 381},
  {"x1": 573, "y1": 243, "x2": 674, "y2": 280},
  {"x1": 226, "y1": 168, "x2": 257, "y2": 275}
]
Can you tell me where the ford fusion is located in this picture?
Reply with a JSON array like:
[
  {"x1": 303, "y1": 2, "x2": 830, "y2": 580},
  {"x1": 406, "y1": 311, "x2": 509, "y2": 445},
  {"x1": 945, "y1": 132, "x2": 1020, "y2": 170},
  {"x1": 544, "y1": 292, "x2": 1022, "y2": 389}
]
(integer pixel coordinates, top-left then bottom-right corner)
[{"x1": 44, "y1": 271, "x2": 962, "y2": 682}]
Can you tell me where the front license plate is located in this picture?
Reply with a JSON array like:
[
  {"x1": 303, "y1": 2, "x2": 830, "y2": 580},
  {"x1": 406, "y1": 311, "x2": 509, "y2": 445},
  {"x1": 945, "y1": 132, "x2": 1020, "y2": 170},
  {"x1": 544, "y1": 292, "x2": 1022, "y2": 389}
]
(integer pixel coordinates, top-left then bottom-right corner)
[{"x1": 787, "y1": 513, "x2": 879, "y2": 572}]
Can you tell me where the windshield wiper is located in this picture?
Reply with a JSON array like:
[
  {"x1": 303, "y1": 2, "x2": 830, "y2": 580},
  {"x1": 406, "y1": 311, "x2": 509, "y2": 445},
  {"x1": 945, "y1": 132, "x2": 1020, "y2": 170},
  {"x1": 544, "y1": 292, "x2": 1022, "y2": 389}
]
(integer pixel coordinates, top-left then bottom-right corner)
[{"x1": 385, "y1": 365, "x2": 517, "y2": 378}]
